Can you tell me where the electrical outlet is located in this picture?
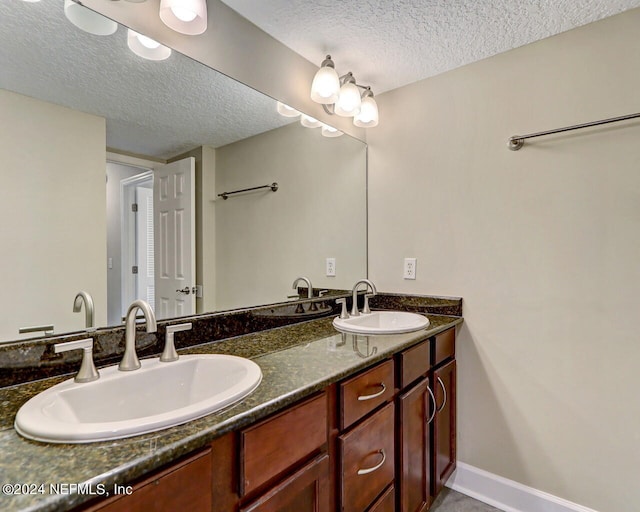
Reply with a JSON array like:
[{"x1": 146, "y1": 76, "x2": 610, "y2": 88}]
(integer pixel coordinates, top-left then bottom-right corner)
[
  {"x1": 326, "y1": 258, "x2": 336, "y2": 277},
  {"x1": 403, "y1": 258, "x2": 417, "y2": 280}
]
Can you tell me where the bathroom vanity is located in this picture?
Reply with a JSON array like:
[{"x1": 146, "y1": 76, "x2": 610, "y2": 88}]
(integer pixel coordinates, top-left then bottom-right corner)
[
  {"x1": 78, "y1": 326, "x2": 457, "y2": 512},
  {"x1": 0, "y1": 297, "x2": 461, "y2": 512}
]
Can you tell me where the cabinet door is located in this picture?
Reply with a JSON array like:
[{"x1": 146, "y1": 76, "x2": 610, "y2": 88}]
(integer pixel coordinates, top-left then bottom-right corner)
[
  {"x1": 240, "y1": 454, "x2": 330, "y2": 512},
  {"x1": 432, "y1": 359, "x2": 456, "y2": 495},
  {"x1": 84, "y1": 449, "x2": 212, "y2": 512},
  {"x1": 398, "y1": 378, "x2": 433, "y2": 512}
]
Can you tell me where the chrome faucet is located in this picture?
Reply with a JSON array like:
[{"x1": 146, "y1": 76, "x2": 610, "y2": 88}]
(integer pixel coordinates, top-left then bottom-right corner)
[
  {"x1": 292, "y1": 276, "x2": 313, "y2": 298},
  {"x1": 73, "y1": 291, "x2": 95, "y2": 330},
  {"x1": 119, "y1": 300, "x2": 157, "y2": 372},
  {"x1": 350, "y1": 279, "x2": 377, "y2": 316}
]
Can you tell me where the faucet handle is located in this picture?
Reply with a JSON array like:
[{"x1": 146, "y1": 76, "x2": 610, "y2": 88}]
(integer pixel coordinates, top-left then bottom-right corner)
[
  {"x1": 55, "y1": 338, "x2": 99, "y2": 383},
  {"x1": 161, "y1": 323, "x2": 192, "y2": 363},
  {"x1": 363, "y1": 293, "x2": 375, "y2": 314},
  {"x1": 336, "y1": 298, "x2": 349, "y2": 319}
]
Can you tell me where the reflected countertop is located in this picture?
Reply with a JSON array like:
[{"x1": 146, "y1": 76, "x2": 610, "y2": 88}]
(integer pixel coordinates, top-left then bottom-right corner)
[{"x1": 0, "y1": 314, "x2": 462, "y2": 512}]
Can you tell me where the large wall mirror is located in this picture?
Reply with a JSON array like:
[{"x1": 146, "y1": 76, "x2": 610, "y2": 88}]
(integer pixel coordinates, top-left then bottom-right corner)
[{"x1": 0, "y1": 0, "x2": 367, "y2": 343}]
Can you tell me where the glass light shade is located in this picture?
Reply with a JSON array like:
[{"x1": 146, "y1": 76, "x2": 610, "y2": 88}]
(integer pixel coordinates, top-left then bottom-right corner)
[
  {"x1": 354, "y1": 95, "x2": 379, "y2": 127},
  {"x1": 64, "y1": 0, "x2": 117, "y2": 36},
  {"x1": 321, "y1": 124, "x2": 344, "y2": 138},
  {"x1": 300, "y1": 114, "x2": 322, "y2": 128},
  {"x1": 127, "y1": 30, "x2": 172, "y2": 61},
  {"x1": 276, "y1": 102, "x2": 301, "y2": 118},
  {"x1": 334, "y1": 82, "x2": 362, "y2": 117},
  {"x1": 310, "y1": 66, "x2": 340, "y2": 104},
  {"x1": 159, "y1": 0, "x2": 207, "y2": 35}
]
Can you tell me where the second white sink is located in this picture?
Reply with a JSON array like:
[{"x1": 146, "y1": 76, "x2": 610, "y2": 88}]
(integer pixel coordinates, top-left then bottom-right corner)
[
  {"x1": 15, "y1": 354, "x2": 262, "y2": 443},
  {"x1": 333, "y1": 311, "x2": 430, "y2": 335}
]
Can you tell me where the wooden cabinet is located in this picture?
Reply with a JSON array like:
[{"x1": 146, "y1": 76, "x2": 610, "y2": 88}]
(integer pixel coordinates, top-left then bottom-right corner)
[
  {"x1": 240, "y1": 392, "x2": 328, "y2": 496},
  {"x1": 240, "y1": 455, "x2": 330, "y2": 512},
  {"x1": 340, "y1": 359, "x2": 395, "y2": 430},
  {"x1": 83, "y1": 326, "x2": 457, "y2": 512},
  {"x1": 398, "y1": 378, "x2": 433, "y2": 512},
  {"x1": 339, "y1": 402, "x2": 395, "y2": 512},
  {"x1": 82, "y1": 449, "x2": 212, "y2": 512},
  {"x1": 397, "y1": 328, "x2": 457, "y2": 511},
  {"x1": 433, "y1": 359, "x2": 456, "y2": 495}
]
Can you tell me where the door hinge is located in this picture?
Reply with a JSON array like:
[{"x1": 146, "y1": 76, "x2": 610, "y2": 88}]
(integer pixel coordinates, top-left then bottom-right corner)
[
  {"x1": 131, "y1": 203, "x2": 138, "y2": 212},
  {"x1": 132, "y1": 266, "x2": 138, "y2": 274}
]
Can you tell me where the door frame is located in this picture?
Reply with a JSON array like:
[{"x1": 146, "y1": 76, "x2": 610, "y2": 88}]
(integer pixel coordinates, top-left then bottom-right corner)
[{"x1": 120, "y1": 170, "x2": 154, "y2": 320}]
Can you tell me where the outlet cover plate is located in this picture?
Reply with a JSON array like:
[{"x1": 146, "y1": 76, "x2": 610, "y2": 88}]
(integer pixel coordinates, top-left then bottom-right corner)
[{"x1": 403, "y1": 258, "x2": 417, "y2": 280}]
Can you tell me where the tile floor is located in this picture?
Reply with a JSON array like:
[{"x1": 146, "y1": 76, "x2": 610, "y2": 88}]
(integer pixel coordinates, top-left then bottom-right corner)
[{"x1": 431, "y1": 488, "x2": 503, "y2": 512}]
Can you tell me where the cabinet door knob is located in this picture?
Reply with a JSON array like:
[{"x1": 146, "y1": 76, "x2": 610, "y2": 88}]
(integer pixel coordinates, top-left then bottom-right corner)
[
  {"x1": 426, "y1": 385, "x2": 437, "y2": 424},
  {"x1": 357, "y1": 449, "x2": 386, "y2": 475},
  {"x1": 357, "y1": 382, "x2": 386, "y2": 401},
  {"x1": 436, "y1": 376, "x2": 447, "y2": 413}
]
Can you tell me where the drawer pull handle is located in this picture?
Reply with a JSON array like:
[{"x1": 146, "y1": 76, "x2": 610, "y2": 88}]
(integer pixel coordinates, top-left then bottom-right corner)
[
  {"x1": 436, "y1": 376, "x2": 447, "y2": 413},
  {"x1": 357, "y1": 449, "x2": 386, "y2": 475},
  {"x1": 357, "y1": 383, "x2": 386, "y2": 401},
  {"x1": 426, "y1": 385, "x2": 437, "y2": 424}
]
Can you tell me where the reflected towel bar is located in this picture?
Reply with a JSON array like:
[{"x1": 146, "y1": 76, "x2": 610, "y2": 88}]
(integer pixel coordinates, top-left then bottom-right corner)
[
  {"x1": 19, "y1": 325, "x2": 54, "y2": 335},
  {"x1": 508, "y1": 112, "x2": 640, "y2": 150},
  {"x1": 218, "y1": 182, "x2": 278, "y2": 200}
]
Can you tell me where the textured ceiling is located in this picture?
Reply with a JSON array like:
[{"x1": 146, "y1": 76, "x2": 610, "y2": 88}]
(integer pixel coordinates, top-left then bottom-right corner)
[
  {"x1": 0, "y1": 0, "x2": 291, "y2": 159},
  {"x1": 221, "y1": 0, "x2": 640, "y2": 94}
]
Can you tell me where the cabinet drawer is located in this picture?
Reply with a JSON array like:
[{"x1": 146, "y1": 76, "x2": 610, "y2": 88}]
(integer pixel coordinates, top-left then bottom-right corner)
[
  {"x1": 240, "y1": 454, "x2": 330, "y2": 512},
  {"x1": 368, "y1": 485, "x2": 395, "y2": 512},
  {"x1": 397, "y1": 339, "x2": 430, "y2": 388},
  {"x1": 340, "y1": 359, "x2": 394, "y2": 430},
  {"x1": 84, "y1": 449, "x2": 212, "y2": 512},
  {"x1": 339, "y1": 402, "x2": 395, "y2": 512},
  {"x1": 240, "y1": 392, "x2": 327, "y2": 496},
  {"x1": 433, "y1": 328, "x2": 455, "y2": 367}
]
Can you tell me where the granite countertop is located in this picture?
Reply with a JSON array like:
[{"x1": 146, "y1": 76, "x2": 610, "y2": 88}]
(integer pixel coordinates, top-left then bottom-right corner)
[{"x1": 0, "y1": 314, "x2": 462, "y2": 512}]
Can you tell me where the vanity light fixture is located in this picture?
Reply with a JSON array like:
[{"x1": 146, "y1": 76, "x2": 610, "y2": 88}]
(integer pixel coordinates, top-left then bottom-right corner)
[
  {"x1": 159, "y1": 0, "x2": 208, "y2": 35},
  {"x1": 310, "y1": 55, "x2": 379, "y2": 127},
  {"x1": 276, "y1": 102, "x2": 301, "y2": 118},
  {"x1": 353, "y1": 88, "x2": 379, "y2": 128},
  {"x1": 64, "y1": 0, "x2": 118, "y2": 36},
  {"x1": 127, "y1": 29, "x2": 172, "y2": 61}
]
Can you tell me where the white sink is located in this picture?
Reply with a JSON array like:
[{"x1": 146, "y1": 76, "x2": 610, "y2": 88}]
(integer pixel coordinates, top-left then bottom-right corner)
[
  {"x1": 333, "y1": 311, "x2": 430, "y2": 335},
  {"x1": 14, "y1": 354, "x2": 262, "y2": 444}
]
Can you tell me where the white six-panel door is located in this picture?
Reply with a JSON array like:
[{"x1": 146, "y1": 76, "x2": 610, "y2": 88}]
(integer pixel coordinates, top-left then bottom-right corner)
[{"x1": 153, "y1": 157, "x2": 195, "y2": 319}]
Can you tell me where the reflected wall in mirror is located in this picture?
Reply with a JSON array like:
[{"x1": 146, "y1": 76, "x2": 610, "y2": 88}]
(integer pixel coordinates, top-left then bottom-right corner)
[{"x1": 0, "y1": 0, "x2": 367, "y2": 343}]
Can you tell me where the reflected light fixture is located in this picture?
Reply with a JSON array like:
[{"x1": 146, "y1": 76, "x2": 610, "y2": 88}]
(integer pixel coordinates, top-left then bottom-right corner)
[
  {"x1": 300, "y1": 114, "x2": 322, "y2": 128},
  {"x1": 276, "y1": 102, "x2": 301, "y2": 118},
  {"x1": 127, "y1": 30, "x2": 172, "y2": 61},
  {"x1": 159, "y1": 0, "x2": 208, "y2": 35},
  {"x1": 321, "y1": 124, "x2": 344, "y2": 138},
  {"x1": 310, "y1": 55, "x2": 379, "y2": 127},
  {"x1": 64, "y1": 0, "x2": 118, "y2": 36}
]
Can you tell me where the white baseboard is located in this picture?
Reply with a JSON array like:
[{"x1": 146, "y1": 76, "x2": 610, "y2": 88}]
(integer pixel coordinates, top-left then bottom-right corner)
[{"x1": 446, "y1": 462, "x2": 600, "y2": 512}]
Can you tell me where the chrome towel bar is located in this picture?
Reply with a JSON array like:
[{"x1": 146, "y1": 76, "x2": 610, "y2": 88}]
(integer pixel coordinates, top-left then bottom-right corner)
[{"x1": 508, "y1": 112, "x2": 640, "y2": 150}]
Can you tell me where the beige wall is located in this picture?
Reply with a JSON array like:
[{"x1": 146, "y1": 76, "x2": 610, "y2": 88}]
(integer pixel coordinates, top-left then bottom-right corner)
[
  {"x1": 367, "y1": 9, "x2": 640, "y2": 511},
  {"x1": 0, "y1": 90, "x2": 107, "y2": 340},
  {"x1": 215, "y1": 123, "x2": 367, "y2": 310}
]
